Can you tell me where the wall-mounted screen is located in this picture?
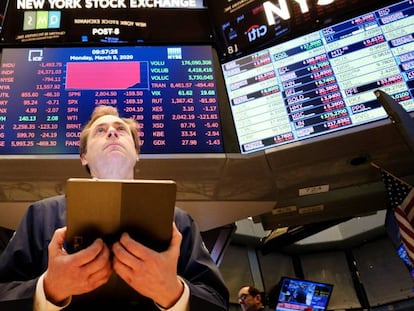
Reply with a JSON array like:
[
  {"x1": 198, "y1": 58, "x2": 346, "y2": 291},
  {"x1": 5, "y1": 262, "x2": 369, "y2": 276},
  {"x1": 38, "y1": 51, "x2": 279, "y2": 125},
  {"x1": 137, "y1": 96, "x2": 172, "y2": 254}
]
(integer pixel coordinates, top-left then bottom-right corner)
[
  {"x1": 206, "y1": 0, "x2": 394, "y2": 62},
  {"x1": 0, "y1": 1, "x2": 209, "y2": 44},
  {"x1": 0, "y1": 45, "x2": 225, "y2": 155},
  {"x1": 275, "y1": 276, "x2": 333, "y2": 311},
  {"x1": 221, "y1": 0, "x2": 414, "y2": 154}
]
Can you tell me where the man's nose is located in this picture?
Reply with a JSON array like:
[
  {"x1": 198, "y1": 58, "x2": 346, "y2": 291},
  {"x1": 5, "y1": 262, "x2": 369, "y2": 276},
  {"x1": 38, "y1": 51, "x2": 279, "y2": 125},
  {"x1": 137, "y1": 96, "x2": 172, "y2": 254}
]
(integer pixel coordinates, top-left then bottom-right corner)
[{"x1": 107, "y1": 128, "x2": 118, "y2": 138}]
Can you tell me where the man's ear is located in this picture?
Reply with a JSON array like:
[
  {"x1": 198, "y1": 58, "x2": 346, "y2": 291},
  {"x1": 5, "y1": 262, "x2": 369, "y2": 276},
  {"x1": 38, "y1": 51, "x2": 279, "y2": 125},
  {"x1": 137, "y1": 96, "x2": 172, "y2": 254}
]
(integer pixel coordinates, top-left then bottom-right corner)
[{"x1": 80, "y1": 153, "x2": 88, "y2": 166}]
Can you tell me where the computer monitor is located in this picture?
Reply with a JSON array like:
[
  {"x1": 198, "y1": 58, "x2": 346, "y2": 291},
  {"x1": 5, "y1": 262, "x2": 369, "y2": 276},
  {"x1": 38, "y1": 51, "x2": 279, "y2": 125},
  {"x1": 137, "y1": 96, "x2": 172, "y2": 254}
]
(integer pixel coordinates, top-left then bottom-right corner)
[{"x1": 275, "y1": 276, "x2": 333, "y2": 311}]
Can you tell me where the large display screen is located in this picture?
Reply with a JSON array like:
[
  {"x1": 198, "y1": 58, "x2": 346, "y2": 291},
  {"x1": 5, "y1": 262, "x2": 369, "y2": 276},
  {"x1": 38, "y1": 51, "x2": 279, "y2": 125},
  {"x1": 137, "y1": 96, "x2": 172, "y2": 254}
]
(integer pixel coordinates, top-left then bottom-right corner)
[
  {"x1": 0, "y1": 1, "x2": 208, "y2": 44},
  {"x1": 0, "y1": 45, "x2": 225, "y2": 155},
  {"x1": 275, "y1": 276, "x2": 333, "y2": 311},
  {"x1": 206, "y1": 0, "x2": 394, "y2": 62},
  {"x1": 222, "y1": 0, "x2": 414, "y2": 154}
]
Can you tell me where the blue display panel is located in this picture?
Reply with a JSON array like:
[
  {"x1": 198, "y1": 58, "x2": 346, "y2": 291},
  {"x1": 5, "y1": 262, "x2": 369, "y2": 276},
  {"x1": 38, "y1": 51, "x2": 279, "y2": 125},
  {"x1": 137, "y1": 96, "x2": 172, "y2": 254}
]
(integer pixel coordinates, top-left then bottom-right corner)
[
  {"x1": 222, "y1": 0, "x2": 414, "y2": 154},
  {"x1": 0, "y1": 45, "x2": 224, "y2": 154},
  {"x1": 276, "y1": 277, "x2": 333, "y2": 311}
]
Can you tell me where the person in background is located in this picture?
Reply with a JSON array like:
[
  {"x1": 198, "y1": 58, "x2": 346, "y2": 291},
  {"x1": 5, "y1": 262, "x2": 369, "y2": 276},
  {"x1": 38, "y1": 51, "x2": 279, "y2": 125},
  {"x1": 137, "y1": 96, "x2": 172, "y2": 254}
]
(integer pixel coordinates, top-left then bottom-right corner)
[
  {"x1": 0, "y1": 105, "x2": 229, "y2": 311},
  {"x1": 238, "y1": 285, "x2": 273, "y2": 311}
]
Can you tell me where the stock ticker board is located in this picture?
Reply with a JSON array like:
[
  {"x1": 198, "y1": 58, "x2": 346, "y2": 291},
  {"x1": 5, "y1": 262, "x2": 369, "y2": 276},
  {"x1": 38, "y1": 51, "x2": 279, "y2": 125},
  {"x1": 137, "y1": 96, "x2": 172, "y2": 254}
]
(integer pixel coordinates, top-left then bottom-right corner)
[
  {"x1": 221, "y1": 0, "x2": 414, "y2": 154},
  {"x1": 0, "y1": 45, "x2": 225, "y2": 155}
]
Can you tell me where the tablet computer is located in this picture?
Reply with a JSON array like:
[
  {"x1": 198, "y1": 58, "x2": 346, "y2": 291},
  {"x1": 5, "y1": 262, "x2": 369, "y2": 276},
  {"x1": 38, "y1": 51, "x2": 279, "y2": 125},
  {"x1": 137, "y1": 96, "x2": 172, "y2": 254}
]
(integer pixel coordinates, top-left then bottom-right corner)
[{"x1": 65, "y1": 178, "x2": 177, "y2": 253}]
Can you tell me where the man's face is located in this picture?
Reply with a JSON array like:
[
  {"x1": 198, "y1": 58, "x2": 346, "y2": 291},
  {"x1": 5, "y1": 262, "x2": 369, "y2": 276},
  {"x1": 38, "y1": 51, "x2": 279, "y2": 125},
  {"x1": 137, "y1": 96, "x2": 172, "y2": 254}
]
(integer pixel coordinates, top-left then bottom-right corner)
[
  {"x1": 238, "y1": 287, "x2": 259, "y2": 311},
  {"x1": 80, "y1": 114, "x2": 138, "y2": 179}
]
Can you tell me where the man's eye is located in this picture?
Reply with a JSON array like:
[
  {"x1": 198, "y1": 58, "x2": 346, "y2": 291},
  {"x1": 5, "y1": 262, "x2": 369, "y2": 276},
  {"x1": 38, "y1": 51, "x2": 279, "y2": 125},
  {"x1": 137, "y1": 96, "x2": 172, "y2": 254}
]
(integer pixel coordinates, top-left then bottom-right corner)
[{"x1": 96, "y1": 127, "x2": 105, "y2": 133}]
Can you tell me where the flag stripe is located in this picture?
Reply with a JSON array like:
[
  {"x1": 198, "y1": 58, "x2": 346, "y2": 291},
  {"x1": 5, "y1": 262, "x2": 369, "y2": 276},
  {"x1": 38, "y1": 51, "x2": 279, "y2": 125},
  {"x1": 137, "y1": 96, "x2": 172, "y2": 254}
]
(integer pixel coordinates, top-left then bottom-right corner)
[
  {"x1": 380, "y1": 169, "x2": 414, "y2": 265},
  {"x1": 395, "y1": 206, "x2": 414, "y2": 262},
  {"x1": 394, "y1": 211, "x2": 414, "y2": 243},
  {"x1": 403, "y1": 189, "x2": 414, "y2": 222}
]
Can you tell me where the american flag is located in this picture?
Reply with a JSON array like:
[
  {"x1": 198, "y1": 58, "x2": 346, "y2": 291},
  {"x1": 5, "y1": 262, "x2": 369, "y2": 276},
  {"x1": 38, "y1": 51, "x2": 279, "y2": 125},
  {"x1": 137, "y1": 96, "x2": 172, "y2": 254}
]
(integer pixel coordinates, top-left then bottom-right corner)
[{"x1": 381, "y1": 169, "x2": 414, "y2": 264}]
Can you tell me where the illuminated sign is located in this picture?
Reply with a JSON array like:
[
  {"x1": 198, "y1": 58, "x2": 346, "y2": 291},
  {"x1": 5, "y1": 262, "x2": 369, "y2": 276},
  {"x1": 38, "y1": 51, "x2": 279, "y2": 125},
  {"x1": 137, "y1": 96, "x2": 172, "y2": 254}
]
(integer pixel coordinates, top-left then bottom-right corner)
[
  {"x1": 2, "y1": 0, "x2": 208, "y2": 43},
  {"x1": 15, "y1": 0, "x2": 205, "y2": 9},
  {"x1": 263, "y1": 0, "x2": 335, "y2": 23},
  {"x1": 23, "y1": 11, "x2": 61, "y2": 30},
  {"x1": 246, "y1": 24, "x2": 267, "y2": 42}
]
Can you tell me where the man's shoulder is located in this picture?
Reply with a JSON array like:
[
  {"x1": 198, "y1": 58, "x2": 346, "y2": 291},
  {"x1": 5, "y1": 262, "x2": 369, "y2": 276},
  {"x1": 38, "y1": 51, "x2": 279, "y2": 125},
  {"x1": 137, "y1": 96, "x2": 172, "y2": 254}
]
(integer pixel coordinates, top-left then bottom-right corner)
[
  {"x1": 33, "y1": 194, "x2": 66, "y2": 207},
  {"x1": 28, "y1": 194, "x2": 66, "y2": 217},
  {"x1": 13, "y1": 195, "x2": 66, "y2": 234}
]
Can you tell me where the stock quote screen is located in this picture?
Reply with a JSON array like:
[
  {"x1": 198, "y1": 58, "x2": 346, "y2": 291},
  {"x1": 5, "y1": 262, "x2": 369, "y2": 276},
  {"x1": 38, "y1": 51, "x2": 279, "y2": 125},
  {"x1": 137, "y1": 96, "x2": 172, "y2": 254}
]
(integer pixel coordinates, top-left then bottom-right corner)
[
  {"x1": 222, "y1": 0, "x2": 414, "y2": 154},
  {"x1": 0, "y1": 45, "x2": 224, "y2": 154},
  {"x1": 206, "y1": 0, "x2": 392, "y2": 62}
]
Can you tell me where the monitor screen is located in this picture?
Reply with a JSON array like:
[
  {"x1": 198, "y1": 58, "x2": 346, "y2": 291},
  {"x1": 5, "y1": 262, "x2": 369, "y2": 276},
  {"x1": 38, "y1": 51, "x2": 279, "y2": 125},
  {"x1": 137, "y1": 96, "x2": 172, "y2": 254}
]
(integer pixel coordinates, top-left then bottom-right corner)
[
  {"x1": 221, "y1": 0, "x2": 414, "y2": 154},
  {"x1": 0, "y1": 45, "x2": 226, "y2": 155},
  {"x1": 275, "y1": 276, "x2": 333, "y2": 311}
]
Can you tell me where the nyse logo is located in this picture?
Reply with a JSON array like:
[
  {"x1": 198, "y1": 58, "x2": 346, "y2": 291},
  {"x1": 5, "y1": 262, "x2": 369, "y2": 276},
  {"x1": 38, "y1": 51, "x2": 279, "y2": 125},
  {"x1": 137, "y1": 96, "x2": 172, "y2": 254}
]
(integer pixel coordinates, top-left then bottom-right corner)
[
  {"x1": 246, "y1": 24, "x2": 267, "y2": 42},
  {"x1": 28, "y1": 50, "x2": 43, "y2": 62},
  {"x1": 264, "y1": 0, "x2": 335, "y2": 24}
]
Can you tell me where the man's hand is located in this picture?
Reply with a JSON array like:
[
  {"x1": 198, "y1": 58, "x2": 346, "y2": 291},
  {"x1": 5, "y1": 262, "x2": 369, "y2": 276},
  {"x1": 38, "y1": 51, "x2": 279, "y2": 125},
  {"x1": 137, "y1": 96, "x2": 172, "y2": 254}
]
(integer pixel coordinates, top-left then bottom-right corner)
[
  {"x1": 43, "y1": 227, "x2": 112, "y2": 305},
  {"x1": 112, "y1": 223, "x2": 184, "y2": 308}
]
